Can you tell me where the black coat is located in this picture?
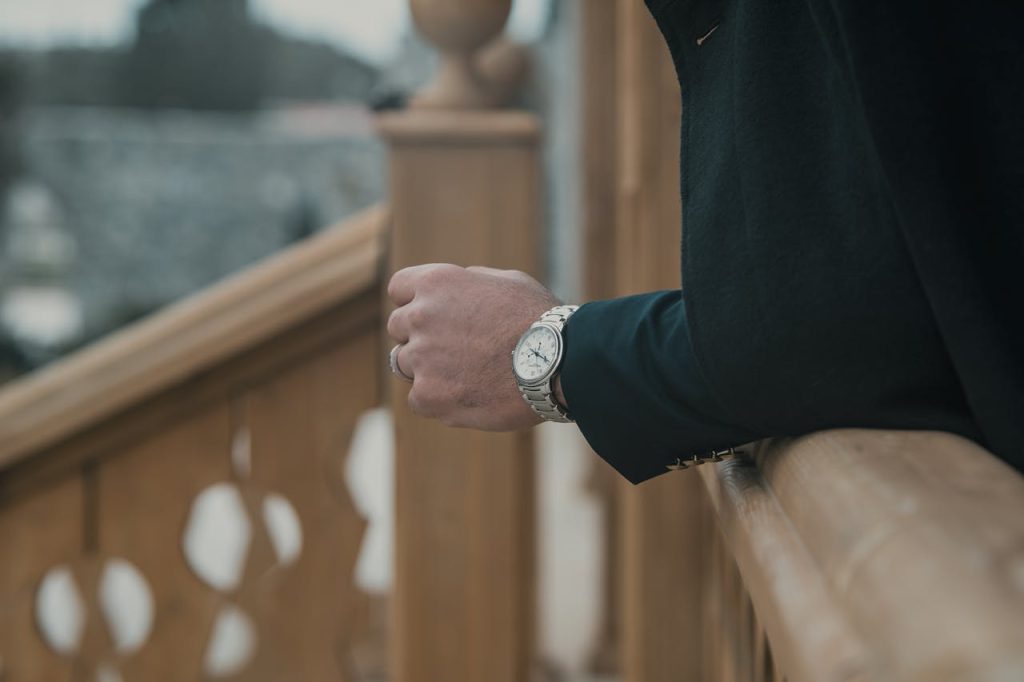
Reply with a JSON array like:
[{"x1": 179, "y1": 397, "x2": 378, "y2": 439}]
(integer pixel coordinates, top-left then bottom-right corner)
[{"x1": 561, "y1": 0, "x2": 1024, "y2": 483}]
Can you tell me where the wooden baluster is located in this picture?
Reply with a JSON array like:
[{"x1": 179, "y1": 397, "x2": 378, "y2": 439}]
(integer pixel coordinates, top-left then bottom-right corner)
[
  {"x1": 381, "y1": 3, "x2": 538, "y2": 680},
  {"x1": 611, "y1": 0, "x2": 707, "y2": 681}
]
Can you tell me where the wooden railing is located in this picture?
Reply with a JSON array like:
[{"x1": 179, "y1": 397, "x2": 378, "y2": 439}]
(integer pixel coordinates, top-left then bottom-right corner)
[
  {"x1": 0, "y1": 206, "x2": 387, "y2": 680},
  {"x1": 698, "y1": 431, "x2": 1024, "y2": 682}
]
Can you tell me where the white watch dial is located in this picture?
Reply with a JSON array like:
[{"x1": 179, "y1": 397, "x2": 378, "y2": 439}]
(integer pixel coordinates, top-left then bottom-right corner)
[{"x1": 514, "y1": 326, "x2": 560, "y2": 382}]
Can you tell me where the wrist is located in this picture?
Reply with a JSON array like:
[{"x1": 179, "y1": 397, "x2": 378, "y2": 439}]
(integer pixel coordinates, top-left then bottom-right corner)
[{"x1": 552, "y1": 375, "x2": 569, "y2": 412}]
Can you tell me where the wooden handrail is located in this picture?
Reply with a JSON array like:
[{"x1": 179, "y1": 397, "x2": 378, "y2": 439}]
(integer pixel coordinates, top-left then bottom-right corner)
[
  {"x1": 0, "y1": 204, "x2": 388, "y2": 472},
  {"x1": 701, "y1": 430, "x2": 1024, "y2": 682}
]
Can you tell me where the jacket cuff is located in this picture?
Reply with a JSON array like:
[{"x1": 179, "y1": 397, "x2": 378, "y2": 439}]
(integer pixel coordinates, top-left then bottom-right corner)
[{"x1": 560, "y1": 292, "x2": 757, "y2": 484}]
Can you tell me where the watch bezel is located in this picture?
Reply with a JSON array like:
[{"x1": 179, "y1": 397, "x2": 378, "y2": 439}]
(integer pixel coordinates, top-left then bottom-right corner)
[{"x1": 512, "y1": 322, "x2": 564, "y2": 386}]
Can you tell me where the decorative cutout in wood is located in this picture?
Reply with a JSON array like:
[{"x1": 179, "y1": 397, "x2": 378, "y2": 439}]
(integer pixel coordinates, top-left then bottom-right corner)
[
  {"x1": 183, "y1": 483, "x2": 253, "y2": 594},
  {"x1": 336, "y1": 406, "x2": 395, "y2": 681},
  {"x1": 34, "y1": 556, "x2": 154, "y2": 677},
  {"x1": 345, "y1": 407, "x2": 394, "y2": 596},
  {"x1": 182, "y1": 423, "x2": 308, "y2": 678},
  {"x1": 97, "y1": 559, "x2": 154, "y2": 656},
  {"x1": 203, "y1": 604, "x2": 257, "y2": 678},
  {"x1": 35, "y1": 566, "x2": 84, "y2": 657}
]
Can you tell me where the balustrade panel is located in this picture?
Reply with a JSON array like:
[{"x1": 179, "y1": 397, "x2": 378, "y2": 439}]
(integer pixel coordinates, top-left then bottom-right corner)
[{"x1": 0, "y1": 208, "x2": 386, "y2": 680}]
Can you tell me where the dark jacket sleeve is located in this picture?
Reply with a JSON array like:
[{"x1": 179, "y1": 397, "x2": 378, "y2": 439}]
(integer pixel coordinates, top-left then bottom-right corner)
[
  {"x1": 566, "y1": 0, "x2": 1024, "y2": 483},
  {"x1": 560, "y1": 291, "x2": 759, "y2": 484}
]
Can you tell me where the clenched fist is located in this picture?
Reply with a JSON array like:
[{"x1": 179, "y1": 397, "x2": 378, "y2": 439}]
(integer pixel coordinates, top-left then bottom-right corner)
[{"x1": 386, "y1": 264, "x2": 562, "y2": 431}]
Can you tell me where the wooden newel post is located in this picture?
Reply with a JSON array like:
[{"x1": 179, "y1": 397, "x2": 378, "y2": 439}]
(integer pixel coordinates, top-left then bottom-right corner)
[{"x1": 379, "y1": 3, "x2": 538, "y2": 681}]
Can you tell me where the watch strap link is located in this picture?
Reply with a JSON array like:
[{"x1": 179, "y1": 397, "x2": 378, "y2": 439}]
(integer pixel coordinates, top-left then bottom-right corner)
[
  {"x1": 539, "y1": 304, "x2": 579, "y2": 328},
  {"x1": 521, "y1": 384, "x2": 573, "y2": 423}
]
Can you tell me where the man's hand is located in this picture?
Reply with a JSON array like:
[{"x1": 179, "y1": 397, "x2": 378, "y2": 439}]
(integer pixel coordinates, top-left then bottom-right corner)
[{"x1": 387, "y1": 264, "x2": 561, "y2": 431}]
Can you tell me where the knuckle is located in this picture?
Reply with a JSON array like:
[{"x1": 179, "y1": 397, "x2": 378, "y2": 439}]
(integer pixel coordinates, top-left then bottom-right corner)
[
  {"x1": 406, "y1": 386, "x2": 427, "y2": 416},
  {"x1": 405, "y1": 304, "x2": 425, "y2": 329},
  {"x1": 511, "y1": 269, "x2": 539, "y2": 286},
  {"x1": 419, "y1": 266, "x2": 439, "y2": 281},
  {"x1": 408, "y1": 383, "x2": 439, "y2": 419},
  {"x1": 422, "y1": 263, "x2": 460, "y2": 287}
]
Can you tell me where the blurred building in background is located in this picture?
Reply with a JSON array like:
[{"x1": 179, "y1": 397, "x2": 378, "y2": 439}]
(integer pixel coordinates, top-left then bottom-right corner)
[
  {"x1": 0, "y1": 0, "x2": 393, "y2": 379},
  {"x1": 15, "y1": 105, "x2": 383, "y2": 349}
]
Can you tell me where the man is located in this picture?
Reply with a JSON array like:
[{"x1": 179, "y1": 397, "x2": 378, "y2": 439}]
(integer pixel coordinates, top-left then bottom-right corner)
[{"x1": 387, "y1": 1, "x2": 1023, "y2": 484}]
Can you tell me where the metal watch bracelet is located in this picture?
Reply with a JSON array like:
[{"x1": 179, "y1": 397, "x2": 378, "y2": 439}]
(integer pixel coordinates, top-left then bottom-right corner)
[{"x1": 518, "y1": 305, "x2": 578, "y2": 423}]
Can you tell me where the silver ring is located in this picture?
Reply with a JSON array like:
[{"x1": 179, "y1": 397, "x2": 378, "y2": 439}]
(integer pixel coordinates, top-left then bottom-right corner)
[{"x1": 389, "y1": 344, "x2": 414, "y2": 383}]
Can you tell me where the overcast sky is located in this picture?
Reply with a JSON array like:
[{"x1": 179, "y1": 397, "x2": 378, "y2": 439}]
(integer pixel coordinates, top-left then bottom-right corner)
[{"x1": 0, "y1": 0, "x2": 549, "y2": 65}]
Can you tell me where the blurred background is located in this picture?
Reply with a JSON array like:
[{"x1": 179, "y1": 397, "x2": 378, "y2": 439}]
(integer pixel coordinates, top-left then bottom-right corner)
[
  {"x1": 0, "y1": 0, "x2": 573, "y2": 378},
  {"x1": 0, "y1": 1, "x2": 606, "y2": 680}
]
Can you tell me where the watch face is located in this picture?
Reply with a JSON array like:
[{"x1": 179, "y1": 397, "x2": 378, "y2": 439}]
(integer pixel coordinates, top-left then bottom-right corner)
[{"x1": 513, "y1": 325, "x2": 561, "y2": 384}]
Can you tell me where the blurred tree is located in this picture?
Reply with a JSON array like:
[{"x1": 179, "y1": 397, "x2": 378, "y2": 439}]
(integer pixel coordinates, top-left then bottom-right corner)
[{"x1": 121, "y1": 0, "x2": 270, "y2": 110}]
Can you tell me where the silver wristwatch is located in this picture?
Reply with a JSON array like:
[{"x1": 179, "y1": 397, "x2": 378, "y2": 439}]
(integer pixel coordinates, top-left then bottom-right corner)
[{"x1": 512, "y1": 305, "x2": 579, "y2": 423}]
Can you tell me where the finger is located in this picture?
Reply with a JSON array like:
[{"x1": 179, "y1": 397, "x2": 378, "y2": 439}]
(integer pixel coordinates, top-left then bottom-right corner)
[
  {"x1": 388, "y1": 264, "x2": 458, "y2": 306},
  {"x1": 387, "y1": 268, "x2": 417, "y2": 306},
  {"x1": 387, "y1": 307, "x2": 410, "y2": 343}
]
